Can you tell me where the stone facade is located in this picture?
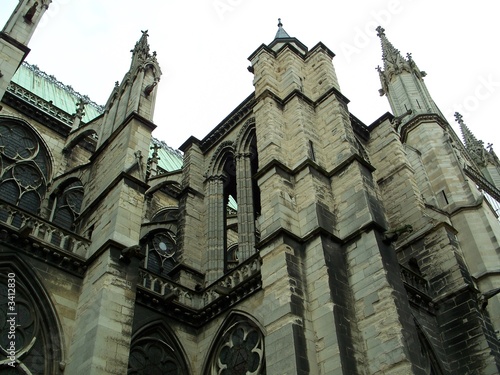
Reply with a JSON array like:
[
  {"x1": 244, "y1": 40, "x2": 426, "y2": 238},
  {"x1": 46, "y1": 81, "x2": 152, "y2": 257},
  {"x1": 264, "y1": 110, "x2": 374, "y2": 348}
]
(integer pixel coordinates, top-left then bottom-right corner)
[{"x1": 1, "y1": 5, "x2": 500, "y2": 375}]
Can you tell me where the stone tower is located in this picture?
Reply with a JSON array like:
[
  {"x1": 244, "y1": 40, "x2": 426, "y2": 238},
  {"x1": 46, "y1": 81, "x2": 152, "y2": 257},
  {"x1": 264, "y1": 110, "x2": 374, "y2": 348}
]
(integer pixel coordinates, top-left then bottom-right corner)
[
  {"x1": 0, "y1": 0, "x2": 51, "y2": 100},
  {"x1": 1, "y1": 3, "x2": 500, "y2": 373},
  {"x1": 374, "y1": 26, "x2": 500, "y2": 373}
]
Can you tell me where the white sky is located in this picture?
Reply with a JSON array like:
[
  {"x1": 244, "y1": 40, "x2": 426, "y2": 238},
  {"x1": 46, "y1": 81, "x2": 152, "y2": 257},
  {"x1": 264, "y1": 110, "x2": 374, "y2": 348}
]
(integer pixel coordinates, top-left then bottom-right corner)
[{"x1": 1, "y1": 0, "x2": 500, "y2": 150}]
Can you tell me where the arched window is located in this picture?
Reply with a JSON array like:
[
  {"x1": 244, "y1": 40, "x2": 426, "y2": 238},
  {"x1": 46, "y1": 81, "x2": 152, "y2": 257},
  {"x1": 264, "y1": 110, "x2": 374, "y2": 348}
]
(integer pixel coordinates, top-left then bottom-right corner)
[
  {"x1": 415, "y1": 320, "x2": 443, "y2": 375},
  {"x1": 144, "y1": 231, "x2": 178, "y2": 278},
  {"x1": 0, "y1": 119, "x2": 50, "y2": 215},
  {"x1": 128, "y1": 322, "x2": 190, "y2": 374},
  {"x1": 206, "y1": 313, "x2": 266, "y2": 375},
  {"x1": 226, "y1": 244, "x2": 239, "y2": 271},
  {"x1": 151, "y1": 208, "x2": 178, "y2": 223},
  {"x1": 0, "y1": 257, "x2": 63, "y2": 374},
  {"x1": 51, "y1": 180, "x2": 84, "y2": 231}
]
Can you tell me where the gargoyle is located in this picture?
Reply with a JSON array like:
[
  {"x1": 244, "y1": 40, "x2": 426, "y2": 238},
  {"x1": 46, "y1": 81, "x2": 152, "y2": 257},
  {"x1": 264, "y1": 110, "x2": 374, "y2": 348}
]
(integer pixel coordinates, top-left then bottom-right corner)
[{"x1": 383, "y1": 224, "x2": 413, "y2": 244}]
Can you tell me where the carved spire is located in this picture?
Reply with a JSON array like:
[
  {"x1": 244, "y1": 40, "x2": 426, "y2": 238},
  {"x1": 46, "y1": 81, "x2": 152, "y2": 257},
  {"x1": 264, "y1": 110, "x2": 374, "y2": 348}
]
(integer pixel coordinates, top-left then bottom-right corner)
[
  {"x1": 376, "y1": 26, "x2": 439, "y2": 122},
  {"x1": 455, "y1": 112, "x2": 491, "y2": 167},
  {"x1": 71, "y1": 100, "x2": 86, "y2": 131},
  {"x1": 376, "y1": 26, "x2": 412, "y2": 81},
  {"x1": 130, "y1": 30, "x2": 153, "y2": 69},
  {"x1": 455, "y1": 112, "x2": 480, "y2": 150}
]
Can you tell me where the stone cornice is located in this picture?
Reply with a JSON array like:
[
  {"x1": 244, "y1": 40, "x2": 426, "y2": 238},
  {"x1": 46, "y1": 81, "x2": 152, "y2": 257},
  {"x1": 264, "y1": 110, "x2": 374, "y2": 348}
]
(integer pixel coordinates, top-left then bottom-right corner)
[
  {"x1": 198, "y1": 93, "x2": 256, "y2": 153},
  {"x1": 91, "y1": 110, "x2": 156, "y2": 163},
  {"x1": 0, "y1": 31, "x2": 30, "y2": 60},
  {"x1": 255, "y1": 153, "x2": 374, "y2": 186},
  {"x1": 77, "y1": 171, "x2": 149, "y2": 225},
  {"x1": 368, "y1": 111, "x2": 394, "y2": 131},
  {"x1": 399, "y1": 113, "x2": 448, "y2": 143}
]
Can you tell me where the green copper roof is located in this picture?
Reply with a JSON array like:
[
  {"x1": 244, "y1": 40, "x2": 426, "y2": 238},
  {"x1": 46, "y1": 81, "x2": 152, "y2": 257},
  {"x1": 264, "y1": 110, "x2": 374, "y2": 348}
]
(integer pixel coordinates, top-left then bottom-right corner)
[
  {"x1": 11, "y1": 62, "x2": 104, "y2": 123},
  {"x1": 10, "y1": 62, "x2": 183, "y2": 173},
  {"x1": 150, "y1": 138, "x2": 183, "y2": 172}
]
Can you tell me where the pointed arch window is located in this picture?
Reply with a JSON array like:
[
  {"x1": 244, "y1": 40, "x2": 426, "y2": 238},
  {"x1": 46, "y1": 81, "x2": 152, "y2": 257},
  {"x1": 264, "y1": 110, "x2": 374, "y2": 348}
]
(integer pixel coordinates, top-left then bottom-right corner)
[
  {"x1": 205, "y1": 120, "x2": 260, "y2": 283},
  {"x1": 51, "y1": 180, "x2": 84, "y2": 231},
  {"x1": 0, "y1": 259, "x2": 62, "y2": 374},
  {"x1": 128, "y1": 323, "x2": 190, "y2": 374},
  {"x1": 144, "y1": 230, "x2": 178, "y2": 279},
  {"x1": 0, "y1": 119, "x2": 50, "y2": 217},
  {"x1": 152, "y1": 208, "x2": 179, "y2": 223}
]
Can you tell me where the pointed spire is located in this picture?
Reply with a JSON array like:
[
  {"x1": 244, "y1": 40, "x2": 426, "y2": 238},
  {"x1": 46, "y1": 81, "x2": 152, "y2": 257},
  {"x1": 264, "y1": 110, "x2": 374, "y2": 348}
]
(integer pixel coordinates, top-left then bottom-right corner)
[
  {"x1": 275, "y1": 18, "x2": 290, "y2": 39},
  {"x1": 455, "y1": 112, "x2": 491, "y2": 167},
  {"x1": 130, "y1": 30, "x2": 152, "y2": 69},
  {"x1": 376, "y1": 26, "x2": 408, "y2": 73},
  {"x1": 266, "y1": 19, "x2": 308, "y2": 55}
]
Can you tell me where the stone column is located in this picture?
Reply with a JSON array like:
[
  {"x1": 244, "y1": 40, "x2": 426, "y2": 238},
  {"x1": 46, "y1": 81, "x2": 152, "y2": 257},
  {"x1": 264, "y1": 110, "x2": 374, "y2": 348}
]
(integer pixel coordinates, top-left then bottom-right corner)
[
  {"x1": 206, "y1": 176, "x2": 225, "y2": 284},
  {"x1": 236, "y1": 152, "x2": 256, "y2": 262}
]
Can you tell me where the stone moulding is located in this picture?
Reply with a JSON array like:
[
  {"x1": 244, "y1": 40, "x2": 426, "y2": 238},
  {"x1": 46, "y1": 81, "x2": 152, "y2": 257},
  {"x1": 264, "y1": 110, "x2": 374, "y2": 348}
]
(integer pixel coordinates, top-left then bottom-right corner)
[{"x1": 136, "y1": 253, "x2": 263, "y2": 327}]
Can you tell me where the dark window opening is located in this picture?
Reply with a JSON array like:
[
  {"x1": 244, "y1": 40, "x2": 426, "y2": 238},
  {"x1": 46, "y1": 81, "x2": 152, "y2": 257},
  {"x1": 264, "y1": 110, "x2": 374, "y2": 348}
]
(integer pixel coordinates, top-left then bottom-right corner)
[
  {"x1": 0, "y1": 120, "x2": 50, "y2": 215},
  {"x1": 144, "y1": 231, "x2": 178, "y2": 279},
  {"x1": 51, "y1": 181, "x2": 84, "y2": 231}
]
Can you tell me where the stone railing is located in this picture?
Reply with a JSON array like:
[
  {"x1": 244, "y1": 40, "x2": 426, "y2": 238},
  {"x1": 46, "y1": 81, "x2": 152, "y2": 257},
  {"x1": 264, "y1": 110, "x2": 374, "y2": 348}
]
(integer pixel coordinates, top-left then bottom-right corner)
[
  {"x1": 201, "y1": 254, "x2": 261, "y2": 307},
  {"x1": 138, "y1": 253, "x2": 262, "y2": 312},
  {"x1": 0, "y1": 201, "x2": 90, "y2": 258},
  {"x1": 138, "y1": 270, "x2": 195, "y2": 307},
  {"x1": 400, "y1": 264, "x2": 432, "y2": 298},
  {"x1": 7, "y1": 83, "x2": 75, "y2": 126}
]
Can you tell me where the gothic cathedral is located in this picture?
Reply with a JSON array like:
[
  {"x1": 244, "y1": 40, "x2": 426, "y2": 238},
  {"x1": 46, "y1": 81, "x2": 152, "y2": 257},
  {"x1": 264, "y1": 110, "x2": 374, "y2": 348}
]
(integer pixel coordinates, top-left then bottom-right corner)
[{"x1": 1, "y1": 2, "x2": 500, "y2": 374}]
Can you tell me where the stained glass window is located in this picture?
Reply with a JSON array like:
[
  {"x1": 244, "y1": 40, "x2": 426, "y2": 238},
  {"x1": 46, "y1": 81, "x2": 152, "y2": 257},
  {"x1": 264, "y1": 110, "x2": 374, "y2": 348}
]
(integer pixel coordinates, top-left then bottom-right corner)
[{"x1": 0, "y1": 119, "x2": 50, "y2": 215}]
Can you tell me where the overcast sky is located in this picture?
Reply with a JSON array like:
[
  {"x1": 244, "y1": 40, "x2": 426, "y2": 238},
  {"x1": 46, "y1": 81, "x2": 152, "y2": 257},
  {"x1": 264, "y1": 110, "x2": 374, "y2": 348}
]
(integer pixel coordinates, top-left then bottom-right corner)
[{"x1": 1, "y1": 1, "x2": 500, "y2": 150}]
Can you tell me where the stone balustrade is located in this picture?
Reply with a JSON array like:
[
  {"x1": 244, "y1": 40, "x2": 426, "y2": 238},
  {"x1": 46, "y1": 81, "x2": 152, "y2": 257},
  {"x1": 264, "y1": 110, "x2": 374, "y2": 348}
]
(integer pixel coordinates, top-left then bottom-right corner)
[
  {"x1": 0, "y1": 201, "x2": 90, "y2": 258},
  {"x1": 138, "y1": 253, "x2": 262, "y2": 311},
  {"x1": 400, "y1": 264, "x2": 432, "y2": 298}
]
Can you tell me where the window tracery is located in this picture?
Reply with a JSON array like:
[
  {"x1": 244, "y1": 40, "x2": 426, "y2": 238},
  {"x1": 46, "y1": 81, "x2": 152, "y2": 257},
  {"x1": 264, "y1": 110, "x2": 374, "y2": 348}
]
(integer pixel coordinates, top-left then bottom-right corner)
[
  {"x1": 144, "y1": 231, "x2": 178, "y2": 278},
  {"x1": 0, "y1": 120, "x2": 50, "y2": 217},
  {"x1": 0, "y1": 263, "x2": 62, "y2": 374},
  {"x1": 128, "y1": 325, "x2": 189, "y2": 375},
  {"x1": 208, "y1": 318, "x2": 266, "y2": 375},
  {"x1": 51, "y1": 180, "x2": 84, "y2": 231}
]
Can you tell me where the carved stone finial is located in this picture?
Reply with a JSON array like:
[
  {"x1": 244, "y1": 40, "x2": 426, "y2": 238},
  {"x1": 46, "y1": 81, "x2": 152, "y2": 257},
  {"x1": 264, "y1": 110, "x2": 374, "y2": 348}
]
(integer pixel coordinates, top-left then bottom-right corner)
[
  {"x1": 150, "y1": 142, "x2": 161, "y2": 159},
  {"x1": 454, "y1": 112, "x2": 464, "y2": 124},
  {"x1": 74, "y1": 100, "x2": 86, "y2": 120},
  {"x1": 376, "y1": 26, "x2": 385, "y2": 37}
]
